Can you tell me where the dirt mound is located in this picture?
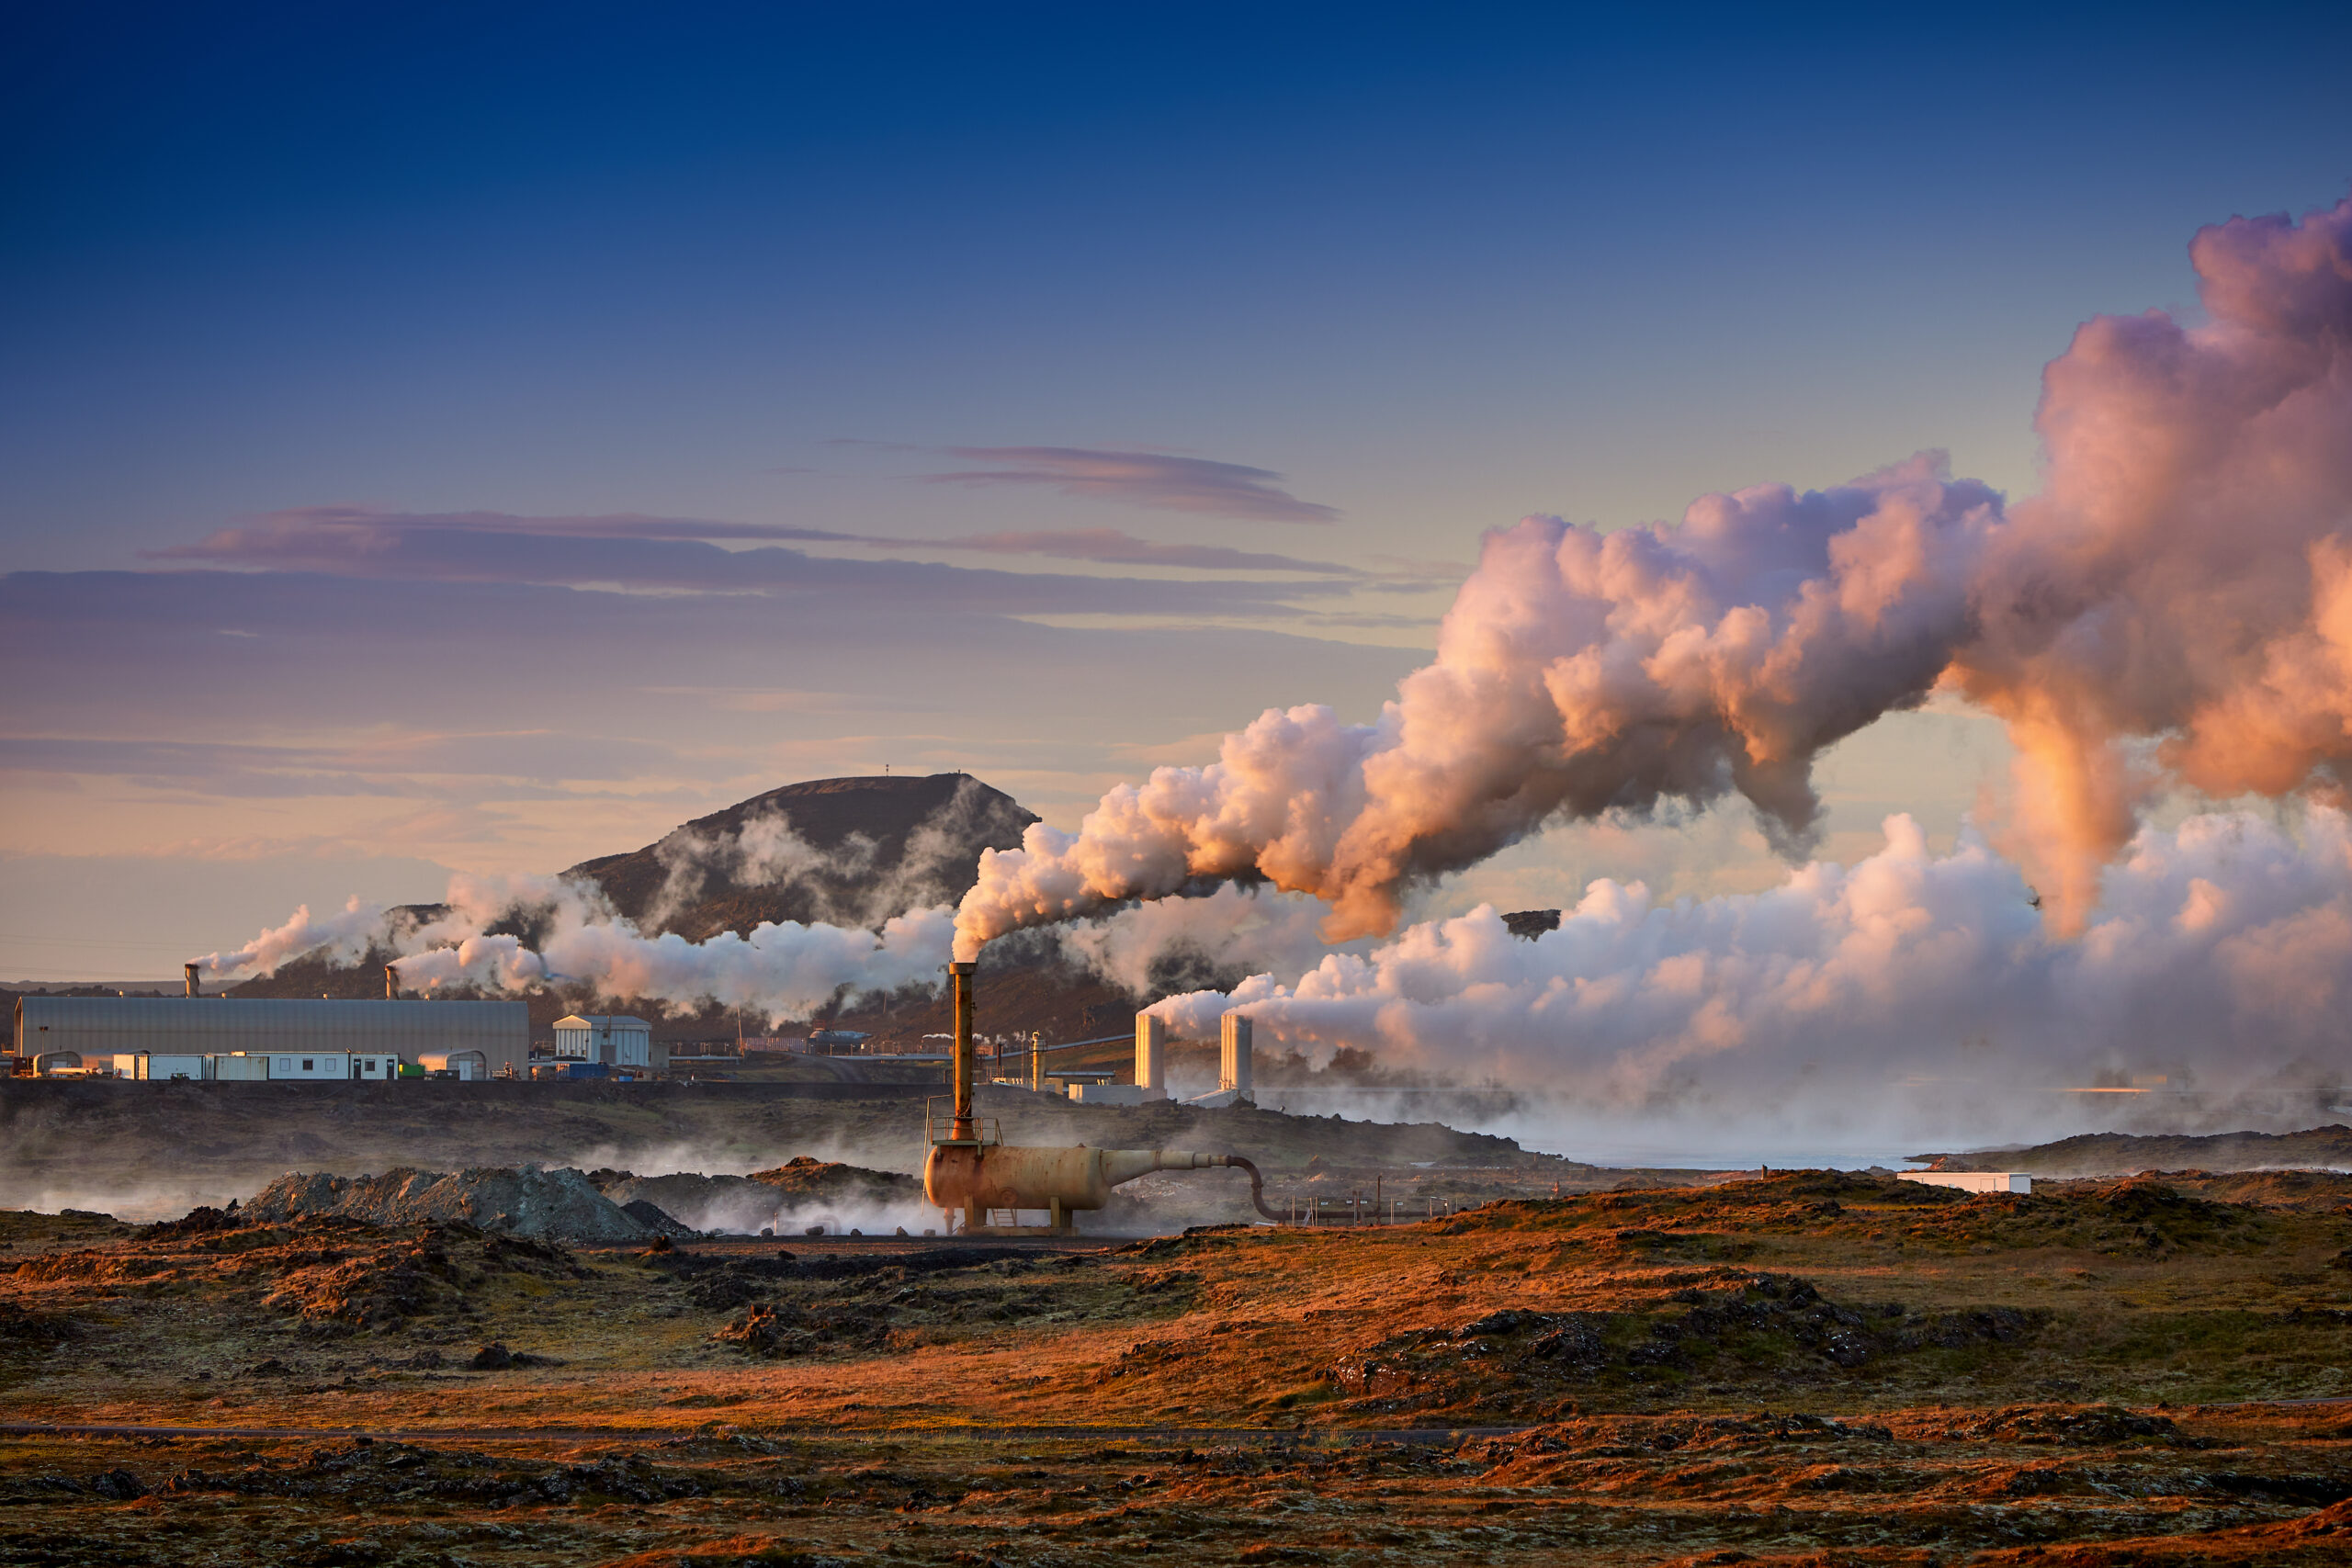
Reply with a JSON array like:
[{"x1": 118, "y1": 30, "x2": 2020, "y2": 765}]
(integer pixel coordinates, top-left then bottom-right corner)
[
  {"x1": 1326, "y1": 1272, "x2": 2043, "y2": 1416},
  {"x1": 616, "y1": 1198, "x2": 699, "y2": 1237},
  {"x1": 600, "y1": 1173, "x2": 785, "y2": 1235},
  {"x1": 749, "y1": 1156, "x2": 923, "y2": 1203},
  {"x1": 594, "y1": 1160, "x2": 923, "y2": 1235},
  {"x1": 245, "y1": 1166, "x2": 648, "y2": 1241}
]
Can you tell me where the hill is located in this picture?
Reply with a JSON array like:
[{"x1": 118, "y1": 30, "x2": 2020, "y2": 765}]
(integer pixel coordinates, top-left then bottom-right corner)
[
  {"x1": 562, "y1": 771, "x2": 1034, "y2": 940},
  {"x1": 191, "y1": 771, "x2": 1167, "y2": 1044},
  {"x1": 1915, "y1": 1123, "x2": 2352, "y2": 1176}
]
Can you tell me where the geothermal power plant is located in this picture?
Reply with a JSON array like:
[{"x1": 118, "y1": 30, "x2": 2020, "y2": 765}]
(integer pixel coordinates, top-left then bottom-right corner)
[{"x1": 920, "y1": 960, "x2": 1276, "y2": 1233}]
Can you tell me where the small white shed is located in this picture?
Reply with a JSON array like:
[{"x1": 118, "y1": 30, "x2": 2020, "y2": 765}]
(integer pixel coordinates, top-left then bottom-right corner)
[
  {"x1": 553, "y1": 1014, "x2": 654, "y2": 1067},
  {"x1": 1899, "y1": 1170, "x2": 2031, "y2": 1194}
]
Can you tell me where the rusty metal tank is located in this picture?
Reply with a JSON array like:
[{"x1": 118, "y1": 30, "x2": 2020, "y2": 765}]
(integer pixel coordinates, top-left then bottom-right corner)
[{"x1": 923, "y1": 1144, "x2": 1241, "y2": 1213}]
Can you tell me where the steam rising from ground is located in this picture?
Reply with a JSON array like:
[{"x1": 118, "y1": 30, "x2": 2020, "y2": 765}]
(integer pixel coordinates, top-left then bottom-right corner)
[
  {"x1": 391, "y1": 895, "x2": 955, "y2": 1019},
  {"x1": 957, "y1": 197, "x2": 2352, "y2": 954}
]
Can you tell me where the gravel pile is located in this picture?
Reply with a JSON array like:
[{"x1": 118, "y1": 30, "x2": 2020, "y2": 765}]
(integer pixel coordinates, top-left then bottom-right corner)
[{"x1": 244, "y1": 1166, "x2": 650, "y2": 1242}]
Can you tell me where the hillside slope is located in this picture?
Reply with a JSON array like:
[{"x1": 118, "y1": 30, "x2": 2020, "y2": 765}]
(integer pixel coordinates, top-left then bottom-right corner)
[{"x1": 564, "y1": 772, "x2": 1034, "y2": 940}]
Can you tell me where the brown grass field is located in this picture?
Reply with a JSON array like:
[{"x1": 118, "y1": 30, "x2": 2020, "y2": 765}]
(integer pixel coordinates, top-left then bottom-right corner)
[{"x1": 6, "y1": 1168, "x2": 2352, "y2": 1565}]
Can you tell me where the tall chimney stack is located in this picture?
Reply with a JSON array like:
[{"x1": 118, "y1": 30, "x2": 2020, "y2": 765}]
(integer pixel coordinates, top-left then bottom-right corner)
[
  {"x1": 384, "y1": 964, "x2": 399, "y2": 1000},
  {"x1": 184, "y1": 962, "x2": 200, "y2": 998},
  {"x1": 948, "y1": 961, "x2": 978, "y2": 1142},
  {"x1": 1136, "y1": 1012, "x2": 1166, "y2": 1096},
  {"x1": 1219, "y1": 1012, "x2": 1253, "y2": 1097}
]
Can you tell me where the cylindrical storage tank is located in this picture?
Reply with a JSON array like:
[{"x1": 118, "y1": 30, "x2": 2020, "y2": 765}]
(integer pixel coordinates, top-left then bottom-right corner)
[
  {"x1": 1135, "y1": 1013, "x2": 1165, "y2": 1094},
  {"x1": 924, "y1": 1145, "x2": 1238, "y2": 1213}
]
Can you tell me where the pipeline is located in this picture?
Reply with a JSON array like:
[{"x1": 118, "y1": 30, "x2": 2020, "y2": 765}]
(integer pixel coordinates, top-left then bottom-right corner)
[{"x1": 1222, "y1": 1154, "x2": 1282, "y2": 1223}]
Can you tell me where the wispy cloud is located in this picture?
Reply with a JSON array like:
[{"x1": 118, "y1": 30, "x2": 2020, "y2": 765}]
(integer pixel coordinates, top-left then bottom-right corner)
[
  {"x1": 146, "y1": 508, "x2": 1342, "y2": 615},
  {"x1": 157, "y1": 505, "x2": 854, "y2": 558},
  {"x1": 920, "y1": 446, "x2": 1340, "y2": 523},
  {"x1": 878, "y1": 527, "x2": 1358, "y2": 574}
]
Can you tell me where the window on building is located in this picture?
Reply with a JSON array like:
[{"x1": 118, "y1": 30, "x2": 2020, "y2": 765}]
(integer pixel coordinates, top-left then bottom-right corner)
[{"x1": 302, "y1": 1059, "x2": 314, "y2": 1071}]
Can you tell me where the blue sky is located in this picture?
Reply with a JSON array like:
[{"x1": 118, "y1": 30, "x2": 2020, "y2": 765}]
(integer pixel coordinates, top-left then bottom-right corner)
[{"x1": 4, "y1": 2, "x2": 2347, "y2": 976}]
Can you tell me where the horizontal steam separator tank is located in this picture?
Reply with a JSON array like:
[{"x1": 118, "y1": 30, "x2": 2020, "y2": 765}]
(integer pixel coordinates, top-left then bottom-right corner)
[{"x1": 922, "y1": 961, "x2": 1277, "y2": 1234}]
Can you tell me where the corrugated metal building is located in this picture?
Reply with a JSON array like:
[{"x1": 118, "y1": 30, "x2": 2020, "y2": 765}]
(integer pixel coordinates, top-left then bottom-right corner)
[
  {"x1": 551, "y1": 1013, "x2": 665, "y2": 1073},
  {"x1": 14, "y1": 997, "x2": 528, "y2": 1079}
]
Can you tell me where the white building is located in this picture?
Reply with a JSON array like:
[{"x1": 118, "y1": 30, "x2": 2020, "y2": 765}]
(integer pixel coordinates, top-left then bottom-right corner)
[
  {"x1": 552, "y1": 1014, "x2": 662, "y2": 1070},
  {"x1": 1899, "y1": 1171, "x2": 2031, "y2": 1194}
]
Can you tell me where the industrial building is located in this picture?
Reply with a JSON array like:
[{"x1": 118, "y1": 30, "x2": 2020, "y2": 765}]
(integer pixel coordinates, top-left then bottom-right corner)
[
  {"x1": 13, "y1": 996, "x2": 529, "y2": 1080},
  {"x1": 551, "y1": 1013, "x2": 666, "y2": 1073}
]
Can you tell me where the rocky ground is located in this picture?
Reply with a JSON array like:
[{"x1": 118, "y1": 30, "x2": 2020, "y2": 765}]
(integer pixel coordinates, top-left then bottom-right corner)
[{"x1": 6, "y1": 1169, "x2": 2352, "y2": 1563}]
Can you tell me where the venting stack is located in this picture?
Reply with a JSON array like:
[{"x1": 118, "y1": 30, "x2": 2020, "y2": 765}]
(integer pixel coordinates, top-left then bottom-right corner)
[
  {"x1": 920, "y1": 962, "x2": 1279, "y2": 1233},
  {"x1": 1219, "y1": 1012, "x2": 1253, "y2": 1096},
  {"x1": 1135, "y1": 1013, "x2": 1165, "y2": 1094},
  {"x1": 947, "y1": 959, "x2": 978, "y2": 1143}
]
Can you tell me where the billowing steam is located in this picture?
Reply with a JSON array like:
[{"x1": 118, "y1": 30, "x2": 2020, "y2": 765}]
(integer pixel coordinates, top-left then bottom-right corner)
[
  {"x1": 391, "y1": 904, "x2": 954, "y2": 1018},
  {"x1": 958, "y1": 197, "x2": 2352, "y2": 955},
  {"x1": 1953, "y1": 199, "x2": 2352, "y2": 927},
  {"x1": 195, "y1": 895, "x2": 390, "y2": 983},
  {"x1": 1054, "y1": 881, "x2": 1358, "y2": 998},
  {"x1": 1148, "y1": 806, "x2": 2352, "y2": 1117}
]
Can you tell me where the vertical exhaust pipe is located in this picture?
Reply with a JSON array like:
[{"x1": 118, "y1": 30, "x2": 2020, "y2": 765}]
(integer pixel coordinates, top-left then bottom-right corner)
[
  {"x1": 1136, "y1": 1012, "x2": 1166, "y2": 1096},
  {"x1": 185, "y1": 962, "x2": 200, "y2": 998},
  {"x1": 1220, "y1": 1012, "x2": 1253, "y2": 1096},
  {"x1": 384, "y1": 964, "x2": 399, "y2": 1000},
  {"x1": 949, "y1": 960, "x2": 977, "y2": 1142}
]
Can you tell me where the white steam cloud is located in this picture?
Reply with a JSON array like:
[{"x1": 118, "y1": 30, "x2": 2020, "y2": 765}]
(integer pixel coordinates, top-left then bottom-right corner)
[
  {"x1": 195, "y1": 895, "x2": 390, "y2": 982},
  {"x1": 957, "y1": 197, "x2": 2352, "y2": 955},
  {"x1": 1149, "y1": 807, "x2": 2352, "y2": 1122}
]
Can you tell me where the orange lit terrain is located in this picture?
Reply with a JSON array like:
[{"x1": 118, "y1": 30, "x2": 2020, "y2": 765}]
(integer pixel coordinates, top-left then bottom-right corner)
[{"x1": 7, "y1": 1169, "x2": 2352, "y2": 1564}]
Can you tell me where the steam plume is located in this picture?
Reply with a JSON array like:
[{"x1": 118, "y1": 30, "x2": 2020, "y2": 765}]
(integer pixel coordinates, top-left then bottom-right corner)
[
  {"x1": 391, "y1": 905, "x2": 954, "y2": 1018},
  {"x1": 956, "y1": 197, "x2": 2352, "y2": 955},
  {"x1": 1148, "y1": 807, "x2": 2352, "y2": 1116},
  {"x1": 195, "y1": 895, "x2": 390, "y2": 981}
]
